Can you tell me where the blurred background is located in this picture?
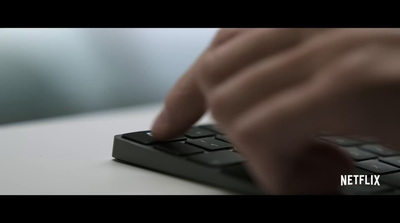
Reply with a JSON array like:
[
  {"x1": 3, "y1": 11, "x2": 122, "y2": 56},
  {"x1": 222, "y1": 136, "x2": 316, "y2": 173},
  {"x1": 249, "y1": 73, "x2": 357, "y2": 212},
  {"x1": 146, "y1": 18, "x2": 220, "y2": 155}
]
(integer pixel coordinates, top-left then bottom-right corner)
[{"x1": 0, "y1": 28, "x2": 218, "y2": 125}]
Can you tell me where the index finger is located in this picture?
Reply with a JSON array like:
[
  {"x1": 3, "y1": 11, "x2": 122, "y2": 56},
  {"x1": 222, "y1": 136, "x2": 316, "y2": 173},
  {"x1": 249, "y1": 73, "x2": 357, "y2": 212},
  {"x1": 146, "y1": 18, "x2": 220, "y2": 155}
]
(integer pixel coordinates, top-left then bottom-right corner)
[{"x1": 151, "y1": 29, "x2": 248, "y2": 139}]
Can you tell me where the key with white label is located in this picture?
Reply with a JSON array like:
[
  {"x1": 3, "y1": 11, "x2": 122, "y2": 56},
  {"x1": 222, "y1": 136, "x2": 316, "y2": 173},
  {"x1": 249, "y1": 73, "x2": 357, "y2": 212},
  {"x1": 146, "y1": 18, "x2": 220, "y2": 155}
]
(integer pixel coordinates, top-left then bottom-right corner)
[
  {"x1": 341, "y1": 147, "x2": 377, "y2": 161},
  {"x1": 185, "y1": 127, "x2": 215, "y2": 138},
  {"x1": 354, "y1": 159, "x2": 399, "y2": 174},
  {"x1": 359, "y1": 144, "x2": 400, "y2": 157},
  {"x1": 186, "y1": 137, "x2": 233, "y2": 151},
  {"x1": 122, "y1": 131, "x2": 186, "y2": 145}
]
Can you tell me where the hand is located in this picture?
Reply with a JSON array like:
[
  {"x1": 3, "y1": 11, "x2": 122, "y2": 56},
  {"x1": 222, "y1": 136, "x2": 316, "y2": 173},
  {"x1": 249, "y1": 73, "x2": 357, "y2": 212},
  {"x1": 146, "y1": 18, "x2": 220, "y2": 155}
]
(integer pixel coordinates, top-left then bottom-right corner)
[{"x1": 151, "y1": 28, "x2": 400, "y2": 194}]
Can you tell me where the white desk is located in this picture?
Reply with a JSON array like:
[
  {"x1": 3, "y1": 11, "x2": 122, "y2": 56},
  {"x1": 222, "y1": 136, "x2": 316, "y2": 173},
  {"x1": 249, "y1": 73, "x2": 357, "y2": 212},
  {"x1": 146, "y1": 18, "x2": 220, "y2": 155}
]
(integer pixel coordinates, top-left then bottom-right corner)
[{"x1": 0, "y1": 103, "x2": 234, "y2": 195}]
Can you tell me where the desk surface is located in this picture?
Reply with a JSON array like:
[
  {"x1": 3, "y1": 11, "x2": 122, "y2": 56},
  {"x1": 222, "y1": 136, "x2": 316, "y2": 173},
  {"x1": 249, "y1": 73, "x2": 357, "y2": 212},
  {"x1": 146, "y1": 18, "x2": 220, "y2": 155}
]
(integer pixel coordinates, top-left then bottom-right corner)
[{"x1": 0, "y1": 103, "x2": 234, "y2": 195}]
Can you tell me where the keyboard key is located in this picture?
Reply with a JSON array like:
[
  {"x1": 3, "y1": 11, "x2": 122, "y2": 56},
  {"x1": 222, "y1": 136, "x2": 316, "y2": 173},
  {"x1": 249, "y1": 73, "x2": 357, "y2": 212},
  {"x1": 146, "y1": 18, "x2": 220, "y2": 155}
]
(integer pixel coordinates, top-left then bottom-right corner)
[
  {"x1": 319, "y1": 136, "x2": 363, "y2": 146},
  {"x1": 349, "y1": 136, "x2": 379, "y2": 143},
  {"x1": 221, "y1": 163, "x2": 253, "y2": 182},
  {"x1": 380, "y1": 156, "x2": 400, "y2": 168},
  {"x1": 341, "y1": 147, "x2": 377, "y2": 161},
  {"x1": 187, "y1": 138, "x2": 233, "y2": 151},
  {"x1": 380, "y1": 172, "x2": 400, "y2": 188},
  {"x1": 185, "y1": 127, "x2": 215, "y2": 138},
  {"x1": 122, "y1": 131, "x2": 186, "y2": 145},
  {"x1": 198, "y1": 124, "x2": 223, "y2": 134},
  {"x1": 354, "y1": 160, "x2": 400, "y2": 174},
  {"x1": 188, "y1": 151, "x2": 245, "y2": 167},
  {"x1": 216, "y1": 134, "x2": 230, "y2": 143},
  {"x1": 154, "y1": 142, "x2": 204, "y2": 156},
  {"x1": 351, "y1": 167, "x2": 373, "y2": 175},
  {"x1": 341, "y1": 184, "x2": 392, "y2": 195},
  {"x1": 359, "y1": 144, "x2": 399, "y2": 156}
]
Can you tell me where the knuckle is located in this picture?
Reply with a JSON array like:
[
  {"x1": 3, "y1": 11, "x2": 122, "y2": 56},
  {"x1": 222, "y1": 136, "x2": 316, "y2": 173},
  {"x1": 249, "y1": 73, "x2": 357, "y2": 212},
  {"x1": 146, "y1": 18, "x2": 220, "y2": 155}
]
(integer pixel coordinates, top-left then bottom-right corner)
[
  {"x1": 278, "y1": 28, "x2": 311, "y2": 38},
  {"x1": 212, "y1": 28, "x2": 237, "y2": 46},
  {"x1": 337, "y1": 29, "x2": 365, "y2": 41},
  {"x1": 325, "y1": 28, "x2": 400, "y2": 47},
  {"x1": 214, "y1": 29, "x2": 229, "y2": 41},
  {"x1": 261, "y1": 28, "x2": 291, "y2": 37},
  {"x1": 324, "y1": 47, "x2": 379, "y2": 81},
  {"x1": 327, "y1": 29, "x2": 372, "y2": 43},
  {"x1": 259, "y1": 28, "x2": 277, "y2": 35}
]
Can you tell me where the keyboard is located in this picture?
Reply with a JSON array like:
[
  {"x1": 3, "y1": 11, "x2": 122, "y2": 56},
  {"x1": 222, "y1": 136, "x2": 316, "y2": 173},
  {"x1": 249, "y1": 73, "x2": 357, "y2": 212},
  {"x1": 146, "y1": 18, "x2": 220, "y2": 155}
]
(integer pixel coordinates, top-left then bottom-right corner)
[{"x1": 112, "y1": 124, "x2": 400, "y2": 195}]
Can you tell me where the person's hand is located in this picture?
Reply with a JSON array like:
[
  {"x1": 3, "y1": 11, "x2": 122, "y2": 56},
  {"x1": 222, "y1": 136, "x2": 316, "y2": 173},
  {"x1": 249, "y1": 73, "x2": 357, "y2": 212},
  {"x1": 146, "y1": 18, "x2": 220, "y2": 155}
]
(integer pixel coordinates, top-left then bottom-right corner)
[{"x1": 151, "y1": 28, "x2": 400, "y2": 194}]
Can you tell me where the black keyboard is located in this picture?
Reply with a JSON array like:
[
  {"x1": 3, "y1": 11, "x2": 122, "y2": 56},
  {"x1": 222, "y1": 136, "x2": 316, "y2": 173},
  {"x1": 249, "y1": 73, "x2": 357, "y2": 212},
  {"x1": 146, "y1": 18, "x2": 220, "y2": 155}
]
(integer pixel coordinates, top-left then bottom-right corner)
[{"x1": 112, "y1": 124, "x2": 400, "y2": 195}]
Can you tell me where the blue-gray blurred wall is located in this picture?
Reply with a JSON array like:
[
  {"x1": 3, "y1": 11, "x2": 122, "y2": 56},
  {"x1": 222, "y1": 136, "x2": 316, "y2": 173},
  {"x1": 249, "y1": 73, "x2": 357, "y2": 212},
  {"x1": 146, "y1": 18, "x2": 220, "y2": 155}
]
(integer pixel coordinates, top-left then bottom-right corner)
[{"x1": 0, "y1": 28, "x2": 218, "y2": 124}]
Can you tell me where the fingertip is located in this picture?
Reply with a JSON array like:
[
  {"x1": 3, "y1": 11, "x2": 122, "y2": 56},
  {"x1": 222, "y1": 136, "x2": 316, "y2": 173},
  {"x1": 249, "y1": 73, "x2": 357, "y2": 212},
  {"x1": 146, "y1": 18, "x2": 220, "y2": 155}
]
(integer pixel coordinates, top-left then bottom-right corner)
[{"x1": 151, "y1": 109, "x2": 172, "y2": 140}]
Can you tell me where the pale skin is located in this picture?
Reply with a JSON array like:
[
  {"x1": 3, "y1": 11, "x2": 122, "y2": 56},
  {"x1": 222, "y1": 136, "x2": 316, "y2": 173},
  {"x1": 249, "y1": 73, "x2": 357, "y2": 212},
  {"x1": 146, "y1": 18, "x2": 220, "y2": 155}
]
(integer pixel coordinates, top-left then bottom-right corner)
[{"x1": 151, "y1": 28, "x2": 400, "y2": 194}]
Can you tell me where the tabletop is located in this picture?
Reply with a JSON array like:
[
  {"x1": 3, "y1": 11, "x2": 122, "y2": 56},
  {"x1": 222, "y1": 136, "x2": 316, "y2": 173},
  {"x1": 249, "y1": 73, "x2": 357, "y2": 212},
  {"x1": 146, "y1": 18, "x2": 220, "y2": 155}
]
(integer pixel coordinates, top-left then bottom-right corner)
[{"x1": 0, "y1": 103, "x2": 235, "y2": 195}]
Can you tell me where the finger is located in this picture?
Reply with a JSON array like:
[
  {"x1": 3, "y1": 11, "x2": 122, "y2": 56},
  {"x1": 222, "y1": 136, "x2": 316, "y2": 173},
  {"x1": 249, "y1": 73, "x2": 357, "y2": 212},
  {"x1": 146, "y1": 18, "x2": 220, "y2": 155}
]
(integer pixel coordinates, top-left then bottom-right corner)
[
  {"x1": 151, "y1": 69, "x2": 206, "y2": 140},
  {"x1": 153, "y1": 28, "x2": 328, "y2": 139},
  {"x1": 208, "y1": 29, "x2": 400, "y2": 126},
  {"x1": 229, "y1": 76, "x2": 353, "y2": 194},
  {"x1": 151, "y1": 29, "x2": 250, "y2": 139},
  {"x1": 209, "y1": 28, "x2": 250, "y2": 48},
  {"x1": 195, "y1": 28, "x2": 328, "y2": 94}
]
